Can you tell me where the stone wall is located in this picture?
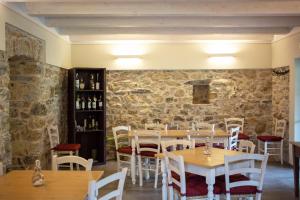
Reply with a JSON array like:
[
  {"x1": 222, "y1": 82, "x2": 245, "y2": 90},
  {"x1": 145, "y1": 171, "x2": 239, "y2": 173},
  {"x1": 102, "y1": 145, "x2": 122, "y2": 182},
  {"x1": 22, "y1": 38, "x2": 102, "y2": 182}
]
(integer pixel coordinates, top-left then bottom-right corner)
[
  {"x1": 5, "y1": 24, "x2": 45, "y2": 62},
  {"x1": 0, "y1": 50, "x2": 11, "y2": 166},
  {"x1": 272, "y1": 66, "x2": 289, "y2": 161},
  {"x1": 106, "y1": 69, "x2": 273, "y2": 159},
  {"x1": 9, "y1": 58, "x2": 68, "y2": 169}
]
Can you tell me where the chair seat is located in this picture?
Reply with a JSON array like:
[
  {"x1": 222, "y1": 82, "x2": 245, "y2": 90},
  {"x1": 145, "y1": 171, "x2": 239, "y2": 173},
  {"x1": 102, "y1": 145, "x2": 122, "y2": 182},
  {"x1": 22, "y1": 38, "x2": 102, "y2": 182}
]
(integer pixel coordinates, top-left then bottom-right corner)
[
  {"x1": 172, "y1": 174, "x2": 222, "y2": 196},
  {"x1": 171, "y1": 171, "x2": 202, "y2": 181},
  {"x1": 217, "y1": 174, "x2": 258, "y2": 195},
  {"x1": 238, "y1": 133, "x2": 250, "y2": 140},
  {"x1": 195, "y1": 143, "x2": 205, "y2": 147},
  {"x1": 139, "y1": 151, "x2": 157, "y2": 157},
  {"x1": 213, "y1": 144, "x2": 225, "y2": 149},
  {"x1": 51, "y1": 144, "x2": 81, "y2": 151},
  {"x1": 117, "y1": 146, "x2": 133, "y2": 155},
  {"x1": 257, "y1": 135, "x2": 283, "y2": 142}
]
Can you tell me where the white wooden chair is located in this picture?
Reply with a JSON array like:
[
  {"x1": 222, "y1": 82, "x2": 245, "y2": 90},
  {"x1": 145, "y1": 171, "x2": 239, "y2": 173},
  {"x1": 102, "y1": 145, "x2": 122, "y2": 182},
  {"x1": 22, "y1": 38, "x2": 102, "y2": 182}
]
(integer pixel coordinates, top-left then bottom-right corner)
[
  {"x1": 164, "y1": 151, "x2": 221, "y2": 200},
  {"x1": 238, "y1": 140, "x2": 256, "y2": 154},
  {"x1": 112, "y1": 126, "x2": 133, "y2": 174},
  {"x1": 225, "y1": 118, "x2": 250, "y2": 140},
  {"x1": 228, "y1": 127, "x2": 240, "y2": 150},
  {"x1": 223, "y1": 153, "x2": 269, "y2": 200},
  {"x1": 134, "y1": 131, "x2": 161, "y2": 188},
  {"x1": 47, "y1": 125, "x2": 81, "y2": 170},
  {"x1": 161, "y1": 139, "x2": 195, "y2": 153},
  {"x1": 145, "y1": 123, "x2": 166, "y2": 130},
  {"x1": 188, "y1": 123, "x2": 215, "y2": 147},
  {"x1": 88, "y1": 168, "x2": 128, "y2": 200},
  {"x1": 52, "y1": 155, "x2": 93, "y2": 171},
  {"x1": 257, "y1": 119, "x2": 286, "y2": 164}
]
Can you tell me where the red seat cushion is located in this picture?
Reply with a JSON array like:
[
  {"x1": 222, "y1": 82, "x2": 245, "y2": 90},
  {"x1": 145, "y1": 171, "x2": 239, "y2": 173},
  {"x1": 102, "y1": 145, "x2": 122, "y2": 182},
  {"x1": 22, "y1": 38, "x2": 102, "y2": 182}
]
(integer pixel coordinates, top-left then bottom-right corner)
[
  {"x1": 172, "y1": 173, "x2": 222, "y2": 196},
  {"x1": 238, "y1": 133, "x2": 250, "y2": 140},
  {"x1": 213, "y1": 144, "x2": 225, "y2": 149},
  {"x1": 52, "y1": 144, "x2": 81, "y2": 151},
  {"x1": 257, "y1": 135, "x2": 283, "y2": 142},
  {"x1": 117, "y1": 146, "x2": 133, "y2": 155},
  {"x1": 171, "y1": 171, "x2": 202, "y2": 181},
  {"x1": 139, "y1": 151, "x2": 156, "y2": 157},
  {"x1": 195, "y1": 143, "x2": 205, "y2": 147},
  {"x1": 217, "y1": 174, "x2": 258, "y2": 195}
]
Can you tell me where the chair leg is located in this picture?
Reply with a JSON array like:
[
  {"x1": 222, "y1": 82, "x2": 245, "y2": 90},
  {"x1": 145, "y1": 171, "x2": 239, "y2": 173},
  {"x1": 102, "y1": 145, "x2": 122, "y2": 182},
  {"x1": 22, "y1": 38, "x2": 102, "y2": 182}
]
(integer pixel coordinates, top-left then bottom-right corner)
[
  {"x1": 154, "y1": 158, "x2": 159, "y2": 188},
  {"x1": 264, "y1": 142, "x2": 268, "y2": 155},
  {"x1": 226, "y1": 193, "x2": 231, "y2": 200},
  {"x1": 138, "y1": 155, "x2": 143, "y2": 187},
  {"x1": 75, "y1": 150, "x2": 79, "y2": 170},
  {"x1": 281, "y1": 140, "x2": 284, "y2": 165},
  {"x1": 116, "y1": 152, "x2": 121, "y2": 170},
  {"x1": 256, "y1": 192, "x2": 262, "y2": 200},
  {"x1": 69, "y1": 151, "x2": 73, "y2": 170}
]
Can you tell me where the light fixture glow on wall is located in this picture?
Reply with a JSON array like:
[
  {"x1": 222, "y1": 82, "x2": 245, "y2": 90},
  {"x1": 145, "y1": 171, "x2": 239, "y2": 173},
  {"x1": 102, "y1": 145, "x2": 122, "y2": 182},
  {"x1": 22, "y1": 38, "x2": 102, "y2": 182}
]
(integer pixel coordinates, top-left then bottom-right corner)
[
  {"x1": 110, "y1": 41, "x2": 148, "y2": 56},
  {"x1": 208, "y1": 55, "x2": 236, "y2": 65},
  {"x1": 202, "y1": 41, "x2": 239, "y2": 55},
  {"x1": 114, "y1": 57, "x2": 143, "y2": 68}
]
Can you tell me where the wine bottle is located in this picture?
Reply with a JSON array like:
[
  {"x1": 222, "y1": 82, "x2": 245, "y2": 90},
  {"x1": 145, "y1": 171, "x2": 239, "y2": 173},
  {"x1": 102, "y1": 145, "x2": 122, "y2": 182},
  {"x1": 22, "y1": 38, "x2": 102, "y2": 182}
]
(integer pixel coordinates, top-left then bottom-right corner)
[
  {"x1": 95, "y1": 73, "x2": 100, "y2": 90},
  {"x1": 98, "y1": 95, "x2": 103, "y2": 109},
  {"x1": 79, "y1": 78, "x2": 85, "y2": 90},
  {"x1": 87, "y1": 96, "x2": 92, "y2": 110},
  {"x1": 92, "y1": 95, "x2": 97, "y2": 110},
  {"x1": 81, "y1": 96, "x2": 86, "y2": 110},
  {"x1": 75, "y1": 73, "x2": 80, "y2": 89},
  {"x1": 91, "y1": 117, "x2": 95, "y2": 129},
  {"x1": 95, "y1": 121, "x2": 99, "y2": 130},
  {"x1": 76, "y1": 95, "x2": 81, "y2": 110},
  {"x1": 90, "y1": 74, "x2": 95, "y2": 90},
  {"x1": 88, "y1": 115, "x2": 92, "y2": 130},
  {"x1": 83, "y1": 119, "x2": 87, "y2": 131}
]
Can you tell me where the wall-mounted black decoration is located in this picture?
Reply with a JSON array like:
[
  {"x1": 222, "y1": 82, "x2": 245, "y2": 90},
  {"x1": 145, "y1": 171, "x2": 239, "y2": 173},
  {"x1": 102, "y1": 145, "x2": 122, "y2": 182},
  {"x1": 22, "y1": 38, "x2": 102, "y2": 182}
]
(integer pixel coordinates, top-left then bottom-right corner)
[{"x1": 272, "y1": 66, "x2": 289, "y2": 76}]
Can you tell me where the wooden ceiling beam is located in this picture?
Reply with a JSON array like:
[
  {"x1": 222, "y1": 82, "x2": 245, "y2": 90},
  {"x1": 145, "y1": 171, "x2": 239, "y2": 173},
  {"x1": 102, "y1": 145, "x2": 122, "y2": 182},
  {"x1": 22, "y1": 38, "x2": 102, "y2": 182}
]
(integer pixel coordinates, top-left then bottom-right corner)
[
  {"x1": 45, "y1": 16, "x2": 300, "y2": 28},
  {"x1": 25, "y1": 1, "x2": 300, "y2": 17},
  {"x1": 58, "y1": 27, "x2": 291, "y2": 35}
]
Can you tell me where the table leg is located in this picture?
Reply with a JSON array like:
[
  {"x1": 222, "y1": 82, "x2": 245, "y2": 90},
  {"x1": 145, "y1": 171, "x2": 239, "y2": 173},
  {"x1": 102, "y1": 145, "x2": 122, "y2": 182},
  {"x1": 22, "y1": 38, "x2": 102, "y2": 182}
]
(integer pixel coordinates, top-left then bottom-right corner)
[
  {"x1": 131, "y1": 138, "x2": 136, "y2": 185},
  {"x1": 206, "y1": 169, "x2": 215, "y2": 200},
  {"x1": 293, "y1": 145, "x2": 299, "y2": 197},
  {"x1": 161, "y1": 159, "x2": 168, "y2": 200}
]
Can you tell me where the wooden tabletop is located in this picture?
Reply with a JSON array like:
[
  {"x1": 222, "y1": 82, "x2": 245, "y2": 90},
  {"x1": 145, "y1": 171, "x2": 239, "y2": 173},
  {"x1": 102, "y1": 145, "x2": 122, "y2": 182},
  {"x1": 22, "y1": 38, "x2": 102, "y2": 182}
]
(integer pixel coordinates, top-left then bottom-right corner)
[
  {"x1": 156, "y1": 147, "x2": 243, "y2": 169},
  {"x1": 290, "y1": 141, "x2": 300, "y2": 147},
  {"x1": 0, "y1": 170, "x2": 103, "y2": 200},
  {"x1": 128, "y1": 129, "x2": 229, "y2": 138}
]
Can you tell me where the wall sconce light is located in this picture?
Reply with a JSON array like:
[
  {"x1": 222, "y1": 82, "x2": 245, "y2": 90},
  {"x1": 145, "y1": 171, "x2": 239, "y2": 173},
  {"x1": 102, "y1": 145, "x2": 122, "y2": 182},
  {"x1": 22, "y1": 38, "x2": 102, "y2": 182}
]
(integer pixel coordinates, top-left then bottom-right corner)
[{"x1": 114, "y1": 57, "x2": 143, "y2": 68}]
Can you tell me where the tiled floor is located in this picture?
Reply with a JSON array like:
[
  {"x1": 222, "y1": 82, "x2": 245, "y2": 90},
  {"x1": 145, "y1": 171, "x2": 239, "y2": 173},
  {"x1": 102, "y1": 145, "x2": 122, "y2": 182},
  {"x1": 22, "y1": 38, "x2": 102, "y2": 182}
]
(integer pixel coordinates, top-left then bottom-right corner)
[{"x1": 95, "y1": 161, "x2": 295, "y2": 200}]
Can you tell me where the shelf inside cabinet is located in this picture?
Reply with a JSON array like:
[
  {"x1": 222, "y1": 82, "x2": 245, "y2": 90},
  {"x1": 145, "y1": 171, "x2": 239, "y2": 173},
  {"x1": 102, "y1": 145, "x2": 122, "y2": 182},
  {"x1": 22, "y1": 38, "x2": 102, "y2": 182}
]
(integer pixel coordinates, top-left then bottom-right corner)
[
  {"x1": 76, "y1": 129, "x2": 104, "y2": 133},
  {"x1": 75, "y1": 110, "x2": 104, "y2": 112},
  {"x1": 76, "y1": 90, "x2": 104, "y2": 92}
]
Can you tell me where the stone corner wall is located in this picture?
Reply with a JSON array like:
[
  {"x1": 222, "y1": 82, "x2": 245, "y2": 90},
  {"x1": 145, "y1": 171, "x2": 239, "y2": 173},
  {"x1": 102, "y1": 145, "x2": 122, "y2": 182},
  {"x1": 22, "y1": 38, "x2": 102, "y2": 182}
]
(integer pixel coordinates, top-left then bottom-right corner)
[
  {"x1": 0, "y1": 50, "x2": 11, "y2": 166},
  {"x1": 272, "y1": 66, "x2": 289, "y2": 162}
]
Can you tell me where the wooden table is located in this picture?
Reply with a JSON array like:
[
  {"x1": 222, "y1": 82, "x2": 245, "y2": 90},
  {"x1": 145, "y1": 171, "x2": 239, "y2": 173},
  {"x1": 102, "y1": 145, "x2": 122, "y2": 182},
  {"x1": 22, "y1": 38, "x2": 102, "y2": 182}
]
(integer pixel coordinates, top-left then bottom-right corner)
[
  {"x1": 0, "y1": 170, "x2": 103, "y2": 200},
  {"x1": 128, "y1": 129, "x2": 230, "y2": 185},
  {"x1": 291, "y1": 141, "x2": 300, "y2": 198},
  {"x1": 156, "y1": 147, "x2": 244, "y2": 200}
]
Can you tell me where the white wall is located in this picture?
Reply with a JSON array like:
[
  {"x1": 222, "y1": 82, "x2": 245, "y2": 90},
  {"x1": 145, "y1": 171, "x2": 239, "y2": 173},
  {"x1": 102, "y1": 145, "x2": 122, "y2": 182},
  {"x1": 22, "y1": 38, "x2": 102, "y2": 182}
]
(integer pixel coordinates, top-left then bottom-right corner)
[
  {"x1": 0, "y1": 3, "x2": 71, "y2": 68},
  {"x1": 272, "y1": 32, "x2": 300, "y2": 164},
  {"x1": 72, "y1": 42, "x2": 272, "y2": 69}
]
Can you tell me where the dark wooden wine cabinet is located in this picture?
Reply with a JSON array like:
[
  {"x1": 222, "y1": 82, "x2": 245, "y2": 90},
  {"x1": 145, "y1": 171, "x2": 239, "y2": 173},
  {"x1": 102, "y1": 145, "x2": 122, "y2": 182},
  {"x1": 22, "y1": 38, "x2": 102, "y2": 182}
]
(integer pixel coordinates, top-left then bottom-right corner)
[{"x1": 68, "y1": 68, "x2": 106, "y2": 164}]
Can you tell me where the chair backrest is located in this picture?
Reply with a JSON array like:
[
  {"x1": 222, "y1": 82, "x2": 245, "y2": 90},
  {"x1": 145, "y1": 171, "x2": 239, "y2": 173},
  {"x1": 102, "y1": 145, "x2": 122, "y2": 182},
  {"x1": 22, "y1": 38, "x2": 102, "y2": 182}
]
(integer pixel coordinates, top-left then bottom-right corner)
[
  {"x1": 164, "y1": 151, "x2": 186, "y2": 197},
  {"x1": 134, "y1": 131, "x2": 161, "y2": 154},
  {"x1": 238, "y1": 140, "x2": 256, "y2": 154},
  {"x1": 188, "y1": 123, "x2": 215, "y2": 143},
  {"x1": 166, "y1": 123, "x2": 179, "y2": 130},
  {"x1": 274, "y1": 119, "x2": 286, "y2": 138},
  {"x1": 88, "y1": 168, "x2": 128, "y2": 200},
  {"x1": 112, "y1": 126, "x2": 131, "y2": 150},
  {"x1": 224, "y1": 154, "x2": 269, "y2": 198},
  {"x1": 52, "y1": 155, "x2": 93, "y2": 171},
  {"x1": 229, "y1": 127, "x2": 240, "y2": 150},
  {"x1": 145, "y1": 123, "x2": 166, "y2": 130},
  {"x1": 161, "y1": 139, "x2": 195, "y2": 152},
  {"x1": 46, "y1": 125, "x2": 60, "y2": 149},
  {"x1": 225, "y1": 118, "x2": 244, "y2": 133}
]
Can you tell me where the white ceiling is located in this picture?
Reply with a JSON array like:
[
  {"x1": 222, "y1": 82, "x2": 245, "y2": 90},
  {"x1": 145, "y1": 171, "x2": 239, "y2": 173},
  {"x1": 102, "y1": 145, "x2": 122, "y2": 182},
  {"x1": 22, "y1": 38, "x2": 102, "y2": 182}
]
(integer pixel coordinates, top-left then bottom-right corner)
[{"x1": 4, "y1": 0, "x2": 300, "y2": 43}]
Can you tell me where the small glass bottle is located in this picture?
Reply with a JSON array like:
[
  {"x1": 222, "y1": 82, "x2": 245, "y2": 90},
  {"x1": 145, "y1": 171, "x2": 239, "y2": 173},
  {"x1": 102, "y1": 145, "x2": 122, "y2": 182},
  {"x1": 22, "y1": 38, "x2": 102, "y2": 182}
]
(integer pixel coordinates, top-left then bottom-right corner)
[
  {"x1": 98, "y1": 95, "x2": 103, "y2": 110},
  {"x1": 83, "y1": 118, "x2": 87, "y2": 131},
  {"x1": 92, "y1": 95, "x2": 97, "y2": 110},
  {"x1": 95, "y1": 73, "x2": 100, "y2": 90},
  {"x1": 81, "y1": 96, "x2": 86, "y2": 110},
  {"x1": 88, "y1": 115, "x2": 92, "y2": 130},
  {"x1": 90, "y1": 74, "x2": 95, "y2": 90},
  {"x1": 79, "y1": 78, "x2": 85, "y2": 90},
  {"x1": 87, "y1": 96, "x2": 92, "y2": 110},
  {"x1": 95, "y1": 121, "x2": 99, "y2": 130},
  {"x1": 75, "y1": 73, "x2": 80, "y2": 89},
  {"x1": 76, "y1": 95, "x2": 81, "y2": 110},
  {"x1": 91, "y1": 117, "x2": 95, "y2": 129}
]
